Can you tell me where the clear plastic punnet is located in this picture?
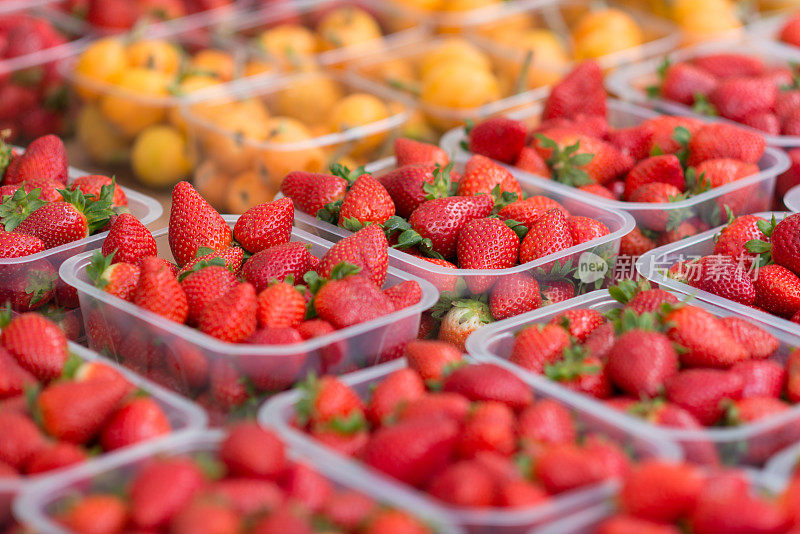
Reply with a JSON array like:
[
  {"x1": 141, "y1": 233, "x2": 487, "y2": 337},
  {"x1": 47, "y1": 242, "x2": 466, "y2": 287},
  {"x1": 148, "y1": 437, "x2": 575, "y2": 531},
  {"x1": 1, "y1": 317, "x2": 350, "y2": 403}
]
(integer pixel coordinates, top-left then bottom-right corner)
[
  {"x1": 636, "y1": 211, "x2": 800, "y2": 337},
  {"x1": 259, "y1": 358, "x2": 682, "y2": 534},
  {"x1": 289, "y1": 156, "x2": 635, "y2": 323},
  {"x1": 765, "y1": 440, "x2": 800, "y2": 480},
  {"x1": 440, "y1": 99, "x2": 790, "y2": 247},
  {"x1": 605, "y1": 39, "x2": 800, "y2": 147},
  {"x1": 784, "y1": 184, "x2": 800, "y2": 211},
  {"x1": 0, "y1": 341, "x2": 207, "y2": 530},
  {"x1": 467, "y1": 289, "x2": 800, "y2": 466},
  {"x1": 13, "y1": 429, "x2": 463, "y2": 534},
  {"x1": 59, "y1": 219, "x2": 439, "y2": 417}
]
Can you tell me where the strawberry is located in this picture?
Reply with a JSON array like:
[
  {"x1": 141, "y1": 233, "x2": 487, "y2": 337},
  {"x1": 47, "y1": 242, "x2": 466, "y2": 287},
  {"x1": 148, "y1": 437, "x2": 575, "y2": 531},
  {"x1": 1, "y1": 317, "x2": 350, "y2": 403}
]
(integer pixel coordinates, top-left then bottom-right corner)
[
  {"x1": 489, "y1": 271, "x2": 541, "y2": 320},
  {"x1": 660, "y1": 62, "x2": 718, "y2": 105},
  {"x1": 378, "y1": 164, "x2": 455, "y2": 218},
  {"x1": 566, "y1": 215, "x2": 609, "y2": 244},
  {"x1": 382, "y1": 279, "x2": 422, "y2": 311},
  {"x1": 742, "y1": 110, "x2": 780, "y2": 134},
  {"x1": 297, "y1": 374, "x2": 363, "y2": 427},
  {"x1": 582, "y1": 321, "x2": 616, "y2": 360},
  {"x1": 624, "y1": 155, "x2": 685, "y2": 200},
  {"x1": 619, "y1": 461, "x2": 703, "y2": 523},
  {"x1": 782, "y1": 107, "x2": 800, "y2": 135},
  {"x1": 170, "y1": 500, "x2": 241, "y2": 534},
  {"x1": 297, "y1": 319, "x2": 344, "y2": 370},
  {"x1": 664, "y1": 306, "x2": 749, "y2": 367},
  {"x1": 168, "y1": 181, "x2": 232, "y2": 267},
  {"x1": 367, "y1": 368, "x2": 424, "y2": 424},
  {"x1": 456, "y1": 400, "x2": 515, "y2": 458},
  {"x1": 436, "y1": 299, "x2": 493, "y2": 350},
  {"x1": 497, "y1": 195, "x2": 569, "y2": 228},
  {"x1": 456, "y1": 154, "x2": 522, "y2": 197},
  {"x1": 364, "y1": 509, "x2": 431, "y2": 534},
  {"x1": 404, "y1": 339, "x2": 463, "y2": 383},
  {"x1": 0, "y1": 348, "x2": 34, "y2": 399},
  {"x1": 775, "y1": 90, "x2": 800, "y2": 120},
  {"x1": 100, "y1": 213, "x2": 156, "y2": 265},
  {"x1": 314, "y1": 273, "x2": 394, "y2": 329},
  {"x1": 208, "y1": 359, "x2": 249, "y2": 410},
  {"x1": 99, "y1": 397, "x2": 171, "y2": 451},
  {"x1": 780, "y1": 13, "x2": 800, "y2": 46},
  {"x1": 731, "y1": 360, "x2": 785, "y2": 399},
  {"x1": 428, "y1": 460, "x2": 495, "y2": 507},
  {"x1": 180, "y1": 264, "x2": 238, "y2": 325},
  {"x1": 713, "y1": 214, "x2": 766, "y2": 264},
  {"x1": 206, "y1": 479, "x2": 283, "y2": 515},
  {"x1": 597, "y1": 515, "x2": 681, "y2": 534},
  {"x1": 322, "y1": 490, "x2": 377, "y2": 531},
  {"x1": 543, "y1": 61, "x2": 606, "y2": 120},
  {"x1": 519, "y1": 208, "x2": 574, "y2": 263},
  {"x1": 338, "y1": 174, "x2": 395, "y2": 228},
  {"x1": 282, "y1": 460, "x2": 333, "y2": 513},
  {"x1": 629, "y1": 182, "x2": 685, "y2": 232},
  {"x1": 134, "y1": 256, "x2": 188, "y2": 323},
  {"x1": 442, "y1": 363, "x2": 532, "y2": 410},
  {"x1": 694, "y1": 255, "x2": 756, "y2": 306},
  {"x1": 694, "y1": 158, "x2": 758, "y2": 189},
  {"x1": 199, "y1": 282, "x2": 257, "y2": 343},
  {"x1": 280, "y1": 171, "x2": 347, "y2": 217},
  {"x1": 545, "y1": 345, "x2": 612, "y2": 398},
  {"x1": 4, "y1": 134, "x2": 67, "y2": 185},
  {"x1": 534, "y1": 443, "x2": 606, "y2": 494},
  {"x1": 550, "y1": 309, "x2": 604, "y2": 341},
  {"x1": 690, "y1": 484, "x2": 790, "y2": 534},
  {"x1": 0, "y1": 411, "x2": 45, "y2": 469},
  {"x1": 720, "y1": 316, "x2": 778, "y2": 360},
  {"x1": 468, "y1": 117, "x2": 527, "y2": 163},
  {"x1": 754, "y1": 264, "x2": 800, "y2": 317},
  {"x1": 362, "y1": 416, "x2": 459, "y2": 486},
  {"x1": 252, "y1": 509, "x2": 313, "y2": 534},
  {"x1": 619, "y1": 227, "x2": 657, "y2": 257},
  {"x1": 129, "y1": 457, "x2": 205, "y2": 529},
  {"x1": 0, "y1": 230, "x2": 44, "y2": 258},
  {"x1": 257, "y1": 281, "x2": 305, "y2": 328},
  {"x1": 317, "y1": 224, "x2": 388, "y2": 288},
  {"x1": 516, "y1": 398, "x2": 577, "y2": 448},
  {"x1": 232, "y1": 197, "x2": 293, "y2": 254},
  {"x1": 709, "y1": 76, "x2": 776, "y2": 121},
  {"x1": 788, "y1": 348, "x2": 800, "y2": 402},
  {"x1": 241, "y1": 242, "x2": 313, "y2": 293},
  {"x1": 179, "y1": 245, "x2": 245, "y2": 277},
  {"x1": 612, "y1": 283, "x2": 678, "y2": 314},
  {"x1": 0, "y1": 311, "x2": 67, "y2": 381},
  {"x1": 534, "y1": 131, "x2": 630, "y2": 185},
  {"x1": 58, "y1": 495, "x2": 129, "y2": 534},
  {"x1": 642, "y1": 116, "x2": 703, "y2": 154},
  {"x1": 1, "y1": 176, "x2": 62, "y2": 205},
  {"x1": 606, "y1": 329, "x2": 679, "y2": 397},
  {"x1": 16, "y1": 187, "x2": 114, "y2": 249},
  {"x1": 456, "y1": 217, "x2": 519, "y2": 292},
  {"x1": 514, "y1": 146, "x2": 551, "y2": 177},
  {"x1": 397, "y1": 393, "x2": 470, "y2": 425},
  {"x1": 692, "y1": 53, "x2": 766, "y2": 79},
  {"x1": 219, "y1": 422, "x2": 286, "y2": 479},
  {"x1": 510, "y1": 323, "x2": 571, "y2": 373},
  {"x1": 607, "y1": 125, "x2": 654, "y2": 161},
  {"x1": 88, "y1": 253, "x2": 140, "y2": 302},
  {"x1": 394, "y1": 137, "x2": 449, "y2": 167},
  {"x1": 768, "y1": 213, "x2": 800, "y2": 276},
  {"x1": 70, "y1": 175, "x2": 127, "y2": 208},
  {"x1": 664, "y1": 369, "x2": 743, "y2": 425},
  {"x1": 687, "y1": 123, "x2": 765, "y2": 166}
]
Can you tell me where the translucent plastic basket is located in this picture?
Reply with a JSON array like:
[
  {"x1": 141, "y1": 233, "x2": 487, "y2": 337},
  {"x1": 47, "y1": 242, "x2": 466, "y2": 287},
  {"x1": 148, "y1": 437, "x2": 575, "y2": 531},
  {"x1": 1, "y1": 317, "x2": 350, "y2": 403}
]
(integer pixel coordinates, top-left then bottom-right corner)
[
  {"x1": 347, "y1": 36, "x2": 560, "y2": 135},
  {"x1": 530, "y1": 469, "x2": 788, "y2": 534},
  {"x1": 440, "y1": 98, "x2": 790, "y2": 248},
  {"x1": 290, "y1": 156, "x2": 635, "y2": 318},
  {"x1": 605, "y1": 40, "x2": 800, "y2": 147},
  {"x1": 59, "y1": 219, "x2": 439, "y2": 417},
  {"x1": 181, "y1": 70, "x2": 411, "y2": 212},
  {"x1": 13, "y1": 429, "x2": 463, "y2": 534},
  {"x1": 0, "y1": 341, "x2": 207, "y2": 530},
  {"x1": 636, "y1": 211, "x2": 800, "y2": 338},
  {"x1": 467, "y1": 289, "x2": 800, "y2": 466},
  {"x1": 467, "y1": 0, "x2": 680, "y2": 71},
  {"x1": 260, "y1": 358, "x2": 682, "y2": 534},
  {"x1": 784, "y1": 184, "x2": 800, "y2": 211}
]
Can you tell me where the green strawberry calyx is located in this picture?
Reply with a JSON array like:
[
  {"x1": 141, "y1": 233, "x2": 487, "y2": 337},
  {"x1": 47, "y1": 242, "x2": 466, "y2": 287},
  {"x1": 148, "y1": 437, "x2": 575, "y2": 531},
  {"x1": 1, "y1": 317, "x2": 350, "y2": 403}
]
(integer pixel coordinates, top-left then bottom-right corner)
[
  {"x1": 645, "y1": 56, "x2": 670, "y2": 98},
  {"x1": 544, "y1": 345, "x2": 600, "y2": 381},
  {"x1": 58, "y1": 180, "x2": 117, "y2": 235},
  {"x1": 86, "y1": 250, "x2": 115, "y2": 289},
  {"x1": 744, "y1": 215, "x2": 778, "y2": 267},
  {"x1": 25, "y1": 268, "x2": 56, "y2": 306},
  {"x1": 329, "y1": 162, "x2": 365, "y2": 186},
  {"x1": 607, "y1": 279, "x2": 652, "y2": 305},
  {"x1": 382, "y1": 216, "x2": 443, "y2": 260},
  {"x1": 534, "y1": 134, "x2": 594, "y2": 187},
  {"x1": 422, "y1": 163, "x2": 457, "y2": 200},
  {"x1": 0, "y1": 184, "x2": 47, "y2": 231}
]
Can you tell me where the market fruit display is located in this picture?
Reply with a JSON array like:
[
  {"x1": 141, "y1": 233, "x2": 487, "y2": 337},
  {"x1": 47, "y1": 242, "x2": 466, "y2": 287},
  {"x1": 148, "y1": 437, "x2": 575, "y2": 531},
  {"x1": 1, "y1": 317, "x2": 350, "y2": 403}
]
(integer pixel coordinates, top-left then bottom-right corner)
[
  {"x1": 44, "y1": 423, "x2": 441, "y2": 534},
  {"x1": 463, "y1": 61, "x2": 770, "y2": 255},
  {"x1": 58, "y1": 0, "x2": 236, "y2": 33},
  {"x1": 184, "y1": 71, "x2": 407, "y2": 212},
  {"x1": 505, "y1": 280, "x2": 800, "y2": 464},
  {"x1": 284, "y1": 340, "x2": 655, "y2": 516}
]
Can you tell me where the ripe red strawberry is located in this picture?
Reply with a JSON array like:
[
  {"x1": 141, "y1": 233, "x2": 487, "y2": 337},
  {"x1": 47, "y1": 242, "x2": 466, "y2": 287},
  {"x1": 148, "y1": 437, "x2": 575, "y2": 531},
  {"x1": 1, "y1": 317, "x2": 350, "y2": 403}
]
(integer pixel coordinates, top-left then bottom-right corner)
[
  {"x1": 394, "y1": 137, "x2": 449, "y2": 167},
  {"x1": 775, "y1": 89, "x2": 800, "y2": 120},
  {"x1": 314, "y1": 274, "x2": 394, "y2": 329},
  {"x1": 660, "y1": 62, "x2": 718, "y2": 105},
  {"x1": 199, "y1": 282, "x2": 257, "y2": 343},
  {"x1": 550, "y1": 309, "x2": 604, "y2": 341},
  {"x1": 534, "y1": 130, "x2": 631, "y2": 185},
  {"x1": 297, "y1": 375, "x2": 364, "y2": 427},
  {"x1": 566, "y1": 215, "x2": 609, "y2": 244},
  {"x1": 241, "y1": 242, "x2": 313, "y2": 293},
  {"x1": 607, "y1": 124, "x2": 654, "y2": 161},
  {"x1": 129, "y1": 457, "x2": 205, "y2": 529},
  {"x1": 0, "y1": 176, "x2": 64, "y2": 204},
  {"x1": 257, "y1": 281, "x2": 305, "y2": 328},
  {"x1": 665, "y1": 369, "x2": 744, "y2": 425},
  {"x1": 544, "y1": 346, "x2": 612, "y2": 399},
  {"x1": 57, "y1": 495, "x2": 129, "y2": 534},
  {"x1": 456, "y1": 217, "x2": 519, "y2": 292},
  {"x1": 0, "y1": 311, "x2": 68, "y2": 381},
  {"x1": 378, "y1": 164, "x2": 454, "y2": 218},
  {"x1": 456, "y1": 154, "x2": 522, "y2": 197},
  {"x1": 397, "y1": 393, "x2": 470, "y2": 425},
  {"x1": 457, "y1": 400, "x2": 516, "y2": 458},
  {"x1": 534, "y1": 443, "x2": 606, "y2": 494},
  {"x1": 437, "y1": 299, "x2": 493, "y2": 350},
  {"x1": 624, "y1": 155, "x2": 685, "y2": 200},
  {"x1": 99, "y1": 396, "x2": 171, "y2": 451},
  {"x1": 100, "y1": 213, "x2": 156, "y2": 265},
  {"x1": 489, "y1": 271, "x2": 541, "y2": 320},
  {"x1": 180, "y1": 264, "x2": 238, "y2": 325},
  {"x1": 404, "y1": 339, "x2": 463, "y2": 383},
  {"x1": 497, "y1": 195, "x2": 568, "y2": 228},
  {"x1": 0, "y1": 347, "x2": 34, "y2": 398},
  {"x1": 516, "y1": 398, "x2": 576, "y2": 449},
  {"x1": 179, "y1": 245, "x2": 245, "y2": 277},
  {"x1": 321, "y1": 490, "x2": 376, "y2": 530},
  {"x1": 252, "y1": 509, "x2": 313, "y2": 534},
  {"x1": 694, "y1": 158, "x2": 758, "y2": 189},
  {"x1": 709, "y1": 76, "x2": 777, "y2": 121},
  {"x1": 687, "y1": 123, "x2": 765, "y2": 166},
  {"x1": 206, "y1": 479, "x2": 283, "y2": 516},
  {"x1": 208, "y1": 359, "x2": 249, "y2": 410},
  {"x1": 720, "y1": 316, "x2": 778, "y2": 360},
  {"x1": 629, "y1": 182, "x2": 685, "y2": 232},
  {"x1": 317, "y1": 224, "x2": 388, "y2": 288},
  {"x1": 0, "y1": 411, "x2": 46, "y2": 469},
  {"x1": 362, "y1": 416, "x2": 459, "y2": 486},
  {"x1": 731, "y1": 360, "x2": 785, "y2": 399},
  {"x1": 280, "y1": 171, "x2": 347, "y2": 217},
  {"x1": 664, "y1": 306, "x2": 749, "y2": 367},
  {"x1": 690, "y1": 481, "x2": 790, "y2": 534},
  {"x1": 364, "y1": 509, "x2": 430, "y2": 534},
  {"x1": 642, "y1": 116, "x2": 704, "y2": 155},
  {"x1": 582, "y1": 321, "x2": 616, "y2": 360},
  {"x1": 543, "y1": 61, "x2": 606, "y2": 120},
  {"x1": 4, "y1": 134, "x2": 68, "y2": 185},
  {"x1": 442, "y1": 363, "x2": 533, "y2": 410},
  {"x1": 713, "y1": 214, "x2": 766, "y2": 264},
  {"x1": 620, "y1": 461, "x2": 703, "y2": 523},
  {"x1": 338, "y1": 174, "x2": 395, "y2": 228},
  {"x1": 232, "y1": 197, "x2": 293, "y2": 254},
  {"x1": 428, "y1": 460, "x2": 495, "y2": 507},
  {"x1": 780, "y1": 13, "x2": 800, "y2": 46},
  {"x1": 606, "y1": 329, "x2": 679, "y2": 397},
  {"x1": 616, "y1": 285, "x2": 678, "y2": 315},
  {"x1": 88, "y1": 251, "x2": 141, "y2": 301},
  {"x1": 514, "y1": 146, "x2": 551, "y2": 177},
  {"x1": 219, "y1": 422, "x2": 286, "y2": 479},
  {"x1": 70, "y1": 175, "x2": 127, "y2": 207},
  {"x1": 768, "y1": 213, "x2": 800, "y2": 276},
  {"x1": 382, "y1": 280, "x2": 422, "y2": 310},
  {"x1": 754, "y1": 264, "x2": 800, "y2": 317},
  {"x1": 37, "y1": 376, "x2": 129, "y2": 444},
  {"x1": 618, "y1": 227, "x2": 657, "y2": 257},
  {"x1": 168, "y1": 181, "x2": 232, "y2": 267},
  {"x1": 134, "y1": 256, "x2": 188, "y2": 323},
  {"x1": 510, "y1": 323, "x2": 571, "y2": 373},
  {"x1": 0, "y1": 230, "x2": 44, "y2": 258},
  {"x1": 694, "y1": 255, "x2": 756, "y2": 306},
  {"x1": 367, "y1": 368, "x2": 424, "y2": 424},
  {"x1": 170, "y1": 500, "x2": 241, "y2": 534},
  {"x1": 468, "y1": 117, "x2": 527, "y2": 164},
  {"x1": 742, "y1": 110, "x2": 780, "y2": 135},
  {"x1": 519, "y1": 208, "x2": 574, "y2": 263},
  {"x1": 406, "y1": 194, "x2": 494, "y2": 259},
  {"x1": 596, "y1": 515, "x2": 681, "y2": 534},
  {"x1": 690, "y1": 53, "x2": 765, "y2": 78}
]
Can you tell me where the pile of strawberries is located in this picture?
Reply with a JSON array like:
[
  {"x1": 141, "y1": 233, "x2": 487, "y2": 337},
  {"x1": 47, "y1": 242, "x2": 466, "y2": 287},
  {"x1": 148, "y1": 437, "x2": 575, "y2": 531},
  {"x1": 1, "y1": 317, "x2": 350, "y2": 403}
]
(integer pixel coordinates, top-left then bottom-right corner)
[
  {"x1": 653, "y1": 50, "x2": 800, "y2": 137},
  {"x1": 0, "y1": 14, "x2": 69, "y2": 141},
  {"x1": 670, "y1": 212, "x2": 800, "y2": 321},
  {"x1": 290, "y1": 340, "x2": 636, "y2": 511},
  {"x1": 53, "y1": 422, "x2": 435, "y2": 534},
  {"x1": 0, "y1": 312, "x2": 175, "y2": 529},
  {"x1": 465, "y1": 61, "x2": 769, "y2": 255},
  {"x1": 509, "y1": 281, "x2": 799, "y2": 464},
  {"x1": 590, "y1": 460, "x2": 800, "y2": 534},
  {"x1": 0, "y1": 134, "x2": 128, "y2": 317}
]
